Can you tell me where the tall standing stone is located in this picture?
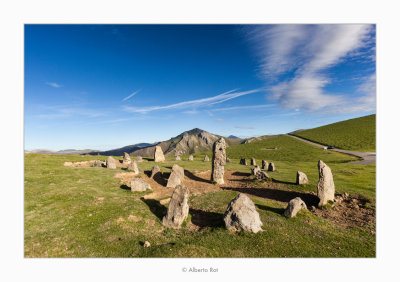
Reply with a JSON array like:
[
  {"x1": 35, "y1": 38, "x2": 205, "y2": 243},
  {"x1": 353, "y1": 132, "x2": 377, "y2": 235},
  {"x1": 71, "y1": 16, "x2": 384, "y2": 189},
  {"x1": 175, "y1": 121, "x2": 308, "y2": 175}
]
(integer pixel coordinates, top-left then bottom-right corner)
[
  {"x1": 211, "y1": 138, "x2": 226, "y2": 184},
  {"x1": 296, "y1": 171, "x2": 309, "y2": 185},
  {"x1": 204, "y1": 155, "x2": 209, "y2": 162},
  {"x1": 127, "y1": 160, "x2": 139, "y2": 174},
  {"x1": 123, "y1": 152, "x2": 131, "y2": 165},
  {"x1": 240, "y1": 158, "x2": 247, "y2": 165},
  {"x1": 317, "y1": 160, "x2": 335, "y2": 207},
  {"x1": 268, "y1": 162, "x2": 275, "y2": 172},
  {"x1": 250, "y1": 158, "x2": 256, "y2": 166},
  {"x1": 154, "y1": 146, "x2": 165, "y2": 162},
  {"x1": 223, "y1": 193, "x2": 263, "y2": 233},
  {"x1": 162, "y1": 185, "x2": 189, "y2": 228},
  {"x1": 106, "y1": 156, "x2": 116, "y2": 169},
  {"x1": 167, "y1": 164, "x2": 185, "y2": 188},
  {"x1": 262, "y1": 160, "x2": 268, "y2": 169}
]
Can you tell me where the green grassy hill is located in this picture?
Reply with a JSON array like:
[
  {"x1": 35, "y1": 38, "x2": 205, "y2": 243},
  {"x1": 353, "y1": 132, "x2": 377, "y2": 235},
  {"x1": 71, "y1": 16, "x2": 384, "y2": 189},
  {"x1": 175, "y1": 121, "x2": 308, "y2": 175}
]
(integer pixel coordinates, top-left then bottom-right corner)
[{"x1": 290, "y1": 114, "x2": 376, "y2": 152}]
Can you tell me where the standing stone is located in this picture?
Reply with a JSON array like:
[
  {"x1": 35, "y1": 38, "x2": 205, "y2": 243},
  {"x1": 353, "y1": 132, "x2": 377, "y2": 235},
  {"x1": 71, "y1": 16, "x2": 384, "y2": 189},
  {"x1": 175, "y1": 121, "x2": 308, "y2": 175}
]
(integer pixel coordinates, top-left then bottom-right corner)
[
  {"x1": 317, "y1": 160, "x2": 335, "y2": 207},
  {"x1": 211, "y1": 138, "x2": 226, "y2": 184},
  {"x1": 204, "y1": 155, "x2": 210, "y2": 162},
  {"x1": 154, "y1": 146, "x2": 165, "y2": 162},
  {"x1": 162, "y1": 185, "x2": 189, "y2": 228},
  {"x1": 136, "y1": 156, "x2": 143, "y2": 162},
  {"x1": 251, "y1": 166, "x2": 261, "y2": 176},
  {"x1": 167, "y1": 164, "x2": 185, "y2": 188},
  {"x1": 188, "y1": 155, "x2": 194, "y2": 161},
  {"x1": 150, "y1": 165, "x2": 161, "y2": 178},
  {"x1": 226, "y1": 157, "x2": 231, "y2": 163},
  {"x1": 268, "y1": 162, "x2": 275, "y2": 172},
  {"x1": 123, "y1": 152, "x2": 131, "y2": 165},
  {"x1": 130, "y1": 179, "x2": 151, "y2": 192},
  {"x1": 127, "y1": 160, "x2": 139, "y2": 174},
  {"x1": 250, "y1": 158, "x2": 256, "y2": 166},
  {"x1": 284, "y1": 197, "x2": 307, "y2": 218},
  {"x1": 262, "y1": 160, "x2": 268, "y2": 169},
  {"x1": 255, "y1": 171, "x2": 269, "y2": 180},
  {"x1": 240, "y1": 158, "x2": 247, "y2": 165},
  {"x1": 176, "y1": 155, "x2": 181, "y2": 161},
  {"x1": 106, "y1": 156, "x2": 116, "y2": 169},
  {"x1": 223, "y1": 193, "x2": 263, "y2": 233},
  {"x1": 296, "y1": 171, "x2": 309, "y2": 185}
]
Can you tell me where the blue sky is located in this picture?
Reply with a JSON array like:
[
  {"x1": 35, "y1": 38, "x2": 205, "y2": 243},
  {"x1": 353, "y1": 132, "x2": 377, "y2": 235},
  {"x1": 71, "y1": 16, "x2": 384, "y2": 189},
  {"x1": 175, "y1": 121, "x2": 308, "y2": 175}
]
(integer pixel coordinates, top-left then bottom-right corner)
[{"x1": 25, "y1": 24, "x2": 376, "y2": 151}]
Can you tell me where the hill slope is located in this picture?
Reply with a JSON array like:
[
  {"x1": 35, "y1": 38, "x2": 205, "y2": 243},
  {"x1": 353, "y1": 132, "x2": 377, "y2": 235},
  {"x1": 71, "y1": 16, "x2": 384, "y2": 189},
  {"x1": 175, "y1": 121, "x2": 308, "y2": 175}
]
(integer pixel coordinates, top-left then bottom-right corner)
[
  {"x1": 130, "y1": 128, "x2": 242, "y2": 157},
  {"x1": 290, "y1": 114, "x2": 375, "y2": 152}
]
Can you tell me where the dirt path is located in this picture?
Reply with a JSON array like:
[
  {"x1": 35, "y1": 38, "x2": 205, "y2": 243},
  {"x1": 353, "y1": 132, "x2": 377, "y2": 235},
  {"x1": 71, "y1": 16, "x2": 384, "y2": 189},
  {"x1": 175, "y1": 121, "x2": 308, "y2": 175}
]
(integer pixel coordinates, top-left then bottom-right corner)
[{"x1": 287, "y1": 134, "x2": 376, "y2": 165}]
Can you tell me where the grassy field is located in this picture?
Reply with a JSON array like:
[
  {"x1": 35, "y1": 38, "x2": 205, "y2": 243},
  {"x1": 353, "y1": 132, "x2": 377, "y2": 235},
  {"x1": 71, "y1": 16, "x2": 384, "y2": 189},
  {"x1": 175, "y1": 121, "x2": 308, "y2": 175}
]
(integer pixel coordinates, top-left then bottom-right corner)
[
  {"x1": 25, "y1": 136, "x2": 375, "y2": 257},
  {"x1": 290, "y1": 114, "x2": 376, "y2": 152}
]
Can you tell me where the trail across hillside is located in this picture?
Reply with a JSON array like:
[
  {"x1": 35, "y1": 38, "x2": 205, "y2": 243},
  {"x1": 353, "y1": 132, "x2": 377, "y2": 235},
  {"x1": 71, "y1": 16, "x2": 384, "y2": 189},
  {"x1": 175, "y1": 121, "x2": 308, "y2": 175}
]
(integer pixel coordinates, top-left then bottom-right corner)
[{"x1": 287, "y1": 135, "x2": 376, "y2": 165}]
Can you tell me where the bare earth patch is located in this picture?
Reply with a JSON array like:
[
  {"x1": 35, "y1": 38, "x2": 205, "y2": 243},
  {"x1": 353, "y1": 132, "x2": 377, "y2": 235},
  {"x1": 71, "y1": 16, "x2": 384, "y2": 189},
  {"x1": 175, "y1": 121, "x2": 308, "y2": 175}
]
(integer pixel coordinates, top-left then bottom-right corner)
[{"x1": 311, "y1": 194, "x2": 375, "y2": 232}]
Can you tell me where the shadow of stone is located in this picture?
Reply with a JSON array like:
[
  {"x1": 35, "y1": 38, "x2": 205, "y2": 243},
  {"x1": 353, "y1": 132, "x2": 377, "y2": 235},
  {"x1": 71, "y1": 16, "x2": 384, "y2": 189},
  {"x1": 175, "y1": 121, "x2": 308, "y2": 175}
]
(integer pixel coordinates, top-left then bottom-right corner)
[
  {"x1": 232, "y1": 171, "x2": 251, "y2": 177},
  {"x1": 120, "y1": 184, "x2": 131, "y2": 191},
  {"x1": 255, "y1": 204, "x2": 285, "y2": 215},
  {"x1": 271, "y1": 178, "x2": 297, "y2": 185},
  {"x1": 189, "y1": 208, "x2": 224, "y2": 229},
  {"x1": 220, "y1": 187, "x2": 319, "y2": 207},
  {"x1": 184, "y1": 170, "x2": 211, "y2": 184},
  {"x1": 140, "y1": 198, "x2": 168, "y2": 221}
]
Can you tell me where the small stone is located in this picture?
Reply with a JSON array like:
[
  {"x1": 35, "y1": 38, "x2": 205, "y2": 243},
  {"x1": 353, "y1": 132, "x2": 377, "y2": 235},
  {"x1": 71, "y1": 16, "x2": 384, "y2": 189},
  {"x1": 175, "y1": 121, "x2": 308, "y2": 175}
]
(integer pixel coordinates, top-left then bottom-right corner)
[
  {"x1": 204, "y1": 155, "x2": 210, "y2": 162},
  {"x1": 143, "y1": 241, "x2": 151, "y2": 248},
  {"x1": 127, "y1": 161, "x2": 139, "y2": 174},
  {"x1": 261, "y1": 160, "x2": 268, "y2": 169},
  {"x1": 226, "y1": 157, "x2": 231, "y2": 163},
  {"x1": 136, "y1": 156, "x2": 143, "y2": 162},
  {"x1": 188, "y1": 155, "x2": 194, "y2": 161},
  {"x1": 150, "y1": 165, "x2": 161, "y2": 178},
  {"x1": 250, "y1": 158, "x2": 256, "y2": 166},
  {"x1": 106, "y1": 156, "x2": 116, "y2": 169},
  {"x1": 162, "y1": 185, "x2": 189, "y2": 228},
  {"x1": 167, "y1": 164, "x2": 185, "y2": 188},
  {"x1": 240, "y1": 158, "x2": 247, "y2": 165},
  {"x1": 130, "y1": 179, "x2": 151, "y2": 192},
  {"x1": 284, "y1": 197, "x2": 307, "y2": 218},
  {"x1": 268, "y1": 162, "x2": 275, "y2": 172},
  {"x1": 251, "y1": 166, "x2": 261, "y2": 176},
  {"x1": 176, "y1": 155, "x2": 181, "y2": 161},
  {"x1": 296, "y1": 171, "x2": 309, "y2": 185},
  {"x1": 92, "y1": 160, "x2": 105, "y2": 167},
  {"x1": 255, "y1": 171, "x2": 269, "y2": 180},
  {"x1": 154, "y1": 146, "x2": 165, "y2": 162},
  {"x1": 123, "y1": 152, "x2": 131, "y2": 165},
  {"x1": 223, "y1": 193, "x2": 263, "y2": 233}
]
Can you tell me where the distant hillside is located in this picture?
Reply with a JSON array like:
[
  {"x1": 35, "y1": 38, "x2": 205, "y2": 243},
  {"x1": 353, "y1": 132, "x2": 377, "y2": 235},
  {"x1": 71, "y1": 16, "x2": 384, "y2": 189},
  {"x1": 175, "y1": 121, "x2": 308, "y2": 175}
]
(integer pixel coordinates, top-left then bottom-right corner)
[
  {"x1": 87, "y1": 143, "x2": 153, "y2": 156},
  {"x1": 25, "y1": 149, "x2": 97, "y2": 155},
  {"x1": 130, "y1": 128, "x2": 242, "y2": 157},
  {"x1": 290, "y1": 114, "x2": 376, "y2": 152}
]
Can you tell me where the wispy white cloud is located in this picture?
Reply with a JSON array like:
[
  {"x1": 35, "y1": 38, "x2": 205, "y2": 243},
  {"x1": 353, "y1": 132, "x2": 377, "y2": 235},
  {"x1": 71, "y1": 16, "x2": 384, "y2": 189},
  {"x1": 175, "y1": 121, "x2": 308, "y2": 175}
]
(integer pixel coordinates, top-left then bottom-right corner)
[
  {"x1": 35, "y1": 105, "x2": 106, "y2": 119},
  {"x1": 122, "y1": 89, "x2": 260, "y2": 114},
  {"x1": 45, "y1": 82, "x2": 62, "y2": 88},
  {"x1": 250, "y1": 24, "x2": 375, "y2": 113},
  {"x1": 122, "y1": 90, "x2": 141, "y2": 102},
  {"x1": 214, "y1": 118, "x2": 225, "y2": 122},
  {"x1": 211, "y1": 104, "x2": 275, "y2": 112},
  {"x1": 235, "y1": 125, "x2": 254, "y2": 129}
]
